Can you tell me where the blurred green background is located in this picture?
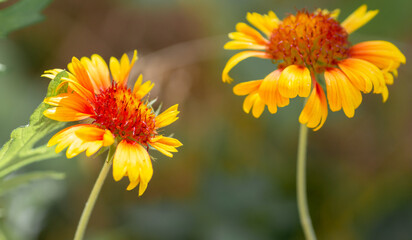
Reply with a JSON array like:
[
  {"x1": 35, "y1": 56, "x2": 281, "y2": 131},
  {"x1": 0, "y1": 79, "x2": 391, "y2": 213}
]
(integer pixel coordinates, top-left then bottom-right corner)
[{"x1": 1, "y1": 0, "x2": 411, "y2": 239}]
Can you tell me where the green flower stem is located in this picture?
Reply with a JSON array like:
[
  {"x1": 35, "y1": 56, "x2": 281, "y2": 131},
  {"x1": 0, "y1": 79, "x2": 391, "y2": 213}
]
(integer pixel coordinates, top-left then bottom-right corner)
[
  {"x1": 297, "y1": 121, "x2": 317, "y2": 240},
  {"x1": 73, "y1": 147, "x2": 115, "y2": 240}
]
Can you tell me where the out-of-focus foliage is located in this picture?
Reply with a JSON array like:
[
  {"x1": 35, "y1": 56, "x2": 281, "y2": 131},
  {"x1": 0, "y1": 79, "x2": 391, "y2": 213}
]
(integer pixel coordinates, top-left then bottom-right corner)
[
  {"x1": 0, "y1": 0, "x2": 52, "y2": 37},
  {"x1": 0, "y1": 71, "x2": 67, "y2": 197}
]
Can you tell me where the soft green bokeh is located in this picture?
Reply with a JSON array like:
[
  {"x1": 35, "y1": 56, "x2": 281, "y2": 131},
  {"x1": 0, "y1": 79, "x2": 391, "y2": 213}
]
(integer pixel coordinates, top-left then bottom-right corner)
[{"x1": 0, "y1": 0, "x2": 411, "y2": 239}]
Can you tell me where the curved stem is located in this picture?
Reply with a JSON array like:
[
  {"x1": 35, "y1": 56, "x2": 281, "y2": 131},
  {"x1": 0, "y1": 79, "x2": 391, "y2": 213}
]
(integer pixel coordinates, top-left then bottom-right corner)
[
  {"x1": 297, "y1": 122, "x2": 317, "y2": 240},
  {"x1": 73, "y1": 147, "x2": 115, "y2": 240}
]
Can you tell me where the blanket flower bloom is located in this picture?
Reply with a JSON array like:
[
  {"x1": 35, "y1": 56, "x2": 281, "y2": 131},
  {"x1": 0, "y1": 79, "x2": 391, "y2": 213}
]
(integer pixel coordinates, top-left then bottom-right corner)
[
  {"x1": 223, "y1": 5, "x2": 405, "y2": 130},
  {"x1": 43, "y1": 50, "x2": 182, "y2": 196}
]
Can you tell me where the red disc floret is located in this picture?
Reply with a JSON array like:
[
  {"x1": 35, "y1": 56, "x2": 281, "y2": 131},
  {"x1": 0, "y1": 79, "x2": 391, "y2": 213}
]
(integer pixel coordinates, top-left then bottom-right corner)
[
  {"x1": 267, "y1": 10, "x2": 350, "y2": 72},
  {"x1": 92, "y1": 83, "x2": 156, "y2": 145}
]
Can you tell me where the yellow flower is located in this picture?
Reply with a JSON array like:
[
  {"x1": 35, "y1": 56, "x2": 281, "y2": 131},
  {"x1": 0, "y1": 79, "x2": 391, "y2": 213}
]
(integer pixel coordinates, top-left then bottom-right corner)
[
  {"x1": 43, "y1": 51, "x2": 182, "y2": 196},
  {"x1": 223, "y1": 5, "x2": 405, "y2": 130}
]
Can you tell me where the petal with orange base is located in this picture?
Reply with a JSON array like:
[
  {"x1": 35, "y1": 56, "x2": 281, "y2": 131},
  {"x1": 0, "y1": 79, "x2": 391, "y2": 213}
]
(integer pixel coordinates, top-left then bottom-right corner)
[
  {"x1": 324, "y1": 68, "x2": 362, "y2": 118},
  {"x1": 43, "y1": 107, "x2": 92, "y2": 122},
  {"x1": 258, "y1": 69, "x2": 289, "y2": 113},
  {"x1": 47, "y1": 124, "x2": 114, "y2": 158},
  {"x1": 349, "y1": 41, "x2": 406, "y2": 71},
  {"x1": 44, "y1": 92, "x2": 94, "y2": 119},
  {"x1": 110, "y1": 50, "x2": 138, "y2": 86},
  {"x1": 278, "y1": 65, "x2": 311, "y2": 98},
  {"x1": 80, "y1": 54, "x2": 111, "y2": 92},
  {"x1": 338, "y1": 58, "x2": 385, "y2": 94},
  {"x1": 222, "y1": 51, "x2": 270, "y2": 83},
  {"x1": 341, "y1": 5, "x2": 378, "y2": 34},
  {"x1": 67, "y1": 57, "x2": 97, "y2": 94},
  {"x1": 299, "y1": 83, "x2": 328, "y2": 131}
]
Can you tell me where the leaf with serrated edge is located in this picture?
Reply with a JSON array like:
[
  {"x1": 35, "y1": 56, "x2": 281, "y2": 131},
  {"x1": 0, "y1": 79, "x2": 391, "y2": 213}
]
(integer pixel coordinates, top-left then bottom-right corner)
[{"x1": 0, "y1": 71, "x2": 68, "y2": 178}]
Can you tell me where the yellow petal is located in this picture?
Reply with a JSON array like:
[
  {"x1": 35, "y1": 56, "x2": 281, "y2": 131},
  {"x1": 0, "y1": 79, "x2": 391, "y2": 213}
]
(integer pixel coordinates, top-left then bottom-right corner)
[
  {"x1": 233, "y1": 80, "x2": 262, "y2": 96},
  {"x1": 235, "y1": 22, "x2": 268, "y2": 44},
  {"x1": 110, "y1": 50, "x2": 138, "y2": 86},
  {"x1": 246, "y1": 11, "x2": 280, "y2": 37},
  {"x1": 112, "y1": 141, "x2": 130, "y2": 181},
  {"x1": 224, "y1": 41, "x2": 267, "y2": 50},
  {"x1": 252, "y1": 96, "x2": 265, "y2": 118},
  {"x1": 341, "y1": 5, "x2": 378, "y2": 34},
  {"x1": 258, "y1": 69, "x2": 288, "y2": 113},
  {"x1": 150, "y1": 136, "x2": 182, "y2": 157},
  {"x1": 278, "y1": 65, "x2": 311, "y2": 98},
  {"x1": 133, "y1": 74, "x2": 154, "y2": 99},
  {"x1": 222, "y1": 51, "x2": 270, "y2": 83},
  {"x1": 47, "y1": 124, "x2": 108, "y2": 159},
  {"x1": 155, "y1": 104, "x2": 179, "y2": 129}
]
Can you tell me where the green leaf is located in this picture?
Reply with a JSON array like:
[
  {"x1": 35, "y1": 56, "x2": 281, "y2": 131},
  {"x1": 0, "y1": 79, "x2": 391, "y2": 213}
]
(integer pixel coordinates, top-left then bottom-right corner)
[
  {"x1": 0, "y1": 71, "x2": 68, "y2": 179},
  {"x1": 0, "y1": 0, "x2": 52, "y2": 37},
  {"x1": 0, "y1": 171, "x2": 64, "y2": 196}
]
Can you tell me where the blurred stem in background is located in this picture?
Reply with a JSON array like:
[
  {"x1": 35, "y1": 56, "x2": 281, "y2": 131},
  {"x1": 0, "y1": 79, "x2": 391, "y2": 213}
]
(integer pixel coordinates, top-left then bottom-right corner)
[
  {"x1": 297, "y1": 107, "x2": 316, "y2": 240},
  {"x1": 74, "y1": 146, "x2": 116, "y2": 240}
]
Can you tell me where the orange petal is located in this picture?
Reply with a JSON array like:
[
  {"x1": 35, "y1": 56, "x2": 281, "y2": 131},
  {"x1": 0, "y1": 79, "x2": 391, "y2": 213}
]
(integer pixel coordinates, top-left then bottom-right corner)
[
  {"x1": 43, "y1": 107, "x2": 92, "y2": 122},
  {"x1": 44, "y1": 92, "x2": 93, "y2": 116},
  {"x1": 233, "y1": 80, "x2": 262, "y2": 96},
  {"x1": 278, "y1": 65, "x2": 311, "y2": 98},
  {"x1": 349, "y1": 41, "x2": 406, "y2": 71},
  {"x1": 324, "y1": 68, "x2": 362, "y2": 118},
  {"x1": 338, "y1": 58, "x2": 385, "y2": 94},
  {"x1": 80, "y1": 54, "x2": 111, "y2": 92},
  {"x1": 222, "y1": 51, "x2": 270, "y2": 83},
  {"x1": 68, "y1": 57, "x2": 96, "y2": 94},
  {"x1": 258, "y1": 69, "x2": 289, "y2": 113},
  {"x1": 299, "y1": 83, "x2": 328, "y2": 131}
]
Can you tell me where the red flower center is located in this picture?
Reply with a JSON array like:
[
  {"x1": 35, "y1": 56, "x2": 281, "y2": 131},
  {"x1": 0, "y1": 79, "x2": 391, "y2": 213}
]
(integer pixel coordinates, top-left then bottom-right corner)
[
  {"x1": 267, "y1": 10, "x2": 350, "y2": 73},
  {"x1": 92, "y1": 83, "x2": 156, "y2": 145}
]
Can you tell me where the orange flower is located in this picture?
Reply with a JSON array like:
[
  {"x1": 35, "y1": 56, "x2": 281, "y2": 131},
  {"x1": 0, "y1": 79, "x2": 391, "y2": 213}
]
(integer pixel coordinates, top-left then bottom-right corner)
[
  {"x1": 43, "y1": 51, "x2": 182, "y2": 196},
  {"x1": 223, "y1": 5, "x2": 405, "y2": 130}
]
